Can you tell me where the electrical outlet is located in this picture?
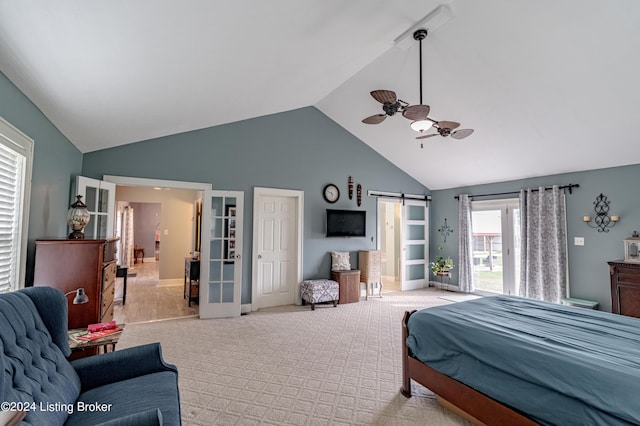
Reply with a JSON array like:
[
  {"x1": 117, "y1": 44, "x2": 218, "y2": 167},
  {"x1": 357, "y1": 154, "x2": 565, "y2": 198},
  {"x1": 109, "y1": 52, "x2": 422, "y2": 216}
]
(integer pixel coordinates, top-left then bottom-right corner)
[{"x1": 574, "y1": 237, "x2": 584, "y2": 246}]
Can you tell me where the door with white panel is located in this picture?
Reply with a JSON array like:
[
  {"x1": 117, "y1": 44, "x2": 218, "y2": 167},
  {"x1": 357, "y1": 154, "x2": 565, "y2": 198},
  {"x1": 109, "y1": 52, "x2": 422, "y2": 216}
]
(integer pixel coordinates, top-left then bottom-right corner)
[
  {"x1": 254, "y1": 194, "x2": 297, "y2": 308},
  {"x1": 75, "y1": 176, "x2": 116, "y2": 238},
  {"x1": 199, "y1": 190, "x2": 243, "y2": 319},
  {"x1": 401, "y1": 200, "x2": 429, "y2": 291}
]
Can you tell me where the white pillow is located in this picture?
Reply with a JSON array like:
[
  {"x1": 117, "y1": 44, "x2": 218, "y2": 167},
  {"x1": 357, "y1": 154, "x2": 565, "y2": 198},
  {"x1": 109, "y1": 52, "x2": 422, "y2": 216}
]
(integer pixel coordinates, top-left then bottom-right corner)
[{"x1": 331, "y1": 251, "x2": 351, "y2": 271}]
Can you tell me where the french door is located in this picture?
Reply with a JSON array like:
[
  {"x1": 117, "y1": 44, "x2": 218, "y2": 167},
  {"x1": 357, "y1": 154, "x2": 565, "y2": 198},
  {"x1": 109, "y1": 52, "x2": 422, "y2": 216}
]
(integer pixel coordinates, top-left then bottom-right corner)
[
  {"x1": 199, "y1": 190, "x2": 243, "y2": 318},
  {"x1": 401, "y1": 200, "x2": 429, "y2": 291},
  {"x1": 75, "y1": 176, "x2": 116, "y2": 238},
  {"x1": 471, "y1": 199, "x2": 520, "y2": 295}
]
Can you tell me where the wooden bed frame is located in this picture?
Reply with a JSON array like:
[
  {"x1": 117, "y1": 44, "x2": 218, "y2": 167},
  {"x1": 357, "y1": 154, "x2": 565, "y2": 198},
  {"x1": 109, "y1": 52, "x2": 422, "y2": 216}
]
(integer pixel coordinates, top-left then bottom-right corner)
[{"x1": 401, "y1": 310, "x2": 539, "y2": 426}]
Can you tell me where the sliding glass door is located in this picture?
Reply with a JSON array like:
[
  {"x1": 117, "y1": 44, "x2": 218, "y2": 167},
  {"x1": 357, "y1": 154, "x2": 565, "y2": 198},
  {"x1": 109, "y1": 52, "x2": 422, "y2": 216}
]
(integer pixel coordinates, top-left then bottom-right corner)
[{"x1": 471, "y1": 199, "x2": 520, "y2": 295}]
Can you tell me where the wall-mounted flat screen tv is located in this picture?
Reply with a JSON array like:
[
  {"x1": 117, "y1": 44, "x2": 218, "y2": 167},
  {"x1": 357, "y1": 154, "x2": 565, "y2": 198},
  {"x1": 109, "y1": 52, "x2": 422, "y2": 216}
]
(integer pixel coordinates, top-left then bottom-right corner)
[{"x1": 326, "y1": 209, "x2": 366, "y2": 237}]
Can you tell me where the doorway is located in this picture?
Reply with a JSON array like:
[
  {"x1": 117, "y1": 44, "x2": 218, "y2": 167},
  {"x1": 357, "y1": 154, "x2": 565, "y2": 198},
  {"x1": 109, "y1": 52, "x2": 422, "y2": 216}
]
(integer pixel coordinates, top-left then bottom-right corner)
[
  {"x1": 377, "y1": 198, "x2": 429, "y2": 292},
  {"x1": 104, "y1": 175, "x2": 212, "y2": 322},
  {"x1": 471, "y1": 199, "x2": 520, "y2": 295},
  {"x1": 379, "y1": 201, "x2": 401, "y2": 292}
]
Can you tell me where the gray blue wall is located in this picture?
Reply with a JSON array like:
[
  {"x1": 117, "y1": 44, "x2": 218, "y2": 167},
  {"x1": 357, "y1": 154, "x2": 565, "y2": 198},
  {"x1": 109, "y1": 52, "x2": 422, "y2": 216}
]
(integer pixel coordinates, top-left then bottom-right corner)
[
  {"x1": 82, "y1": 107, "x2": 430, "y2": 303},
  {"x1": 430, "y1": 164, "x2": 640, "y2": 312},
  {"x1": 0, "y1": 72, "x2": 83, "y2": 284}
]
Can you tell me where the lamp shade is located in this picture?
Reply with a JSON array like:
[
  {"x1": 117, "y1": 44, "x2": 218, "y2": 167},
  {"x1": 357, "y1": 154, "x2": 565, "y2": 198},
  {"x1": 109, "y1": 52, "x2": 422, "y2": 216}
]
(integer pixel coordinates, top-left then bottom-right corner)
[
  {"x1": 411, "y1": 120, "x2": 433, "y2": 133},
  {"x1": 65, "y1": 288, "x2": 89, "y2": 304},
  {"x1": 67, "y1": 195, "x2": 90, "y2": 239}
]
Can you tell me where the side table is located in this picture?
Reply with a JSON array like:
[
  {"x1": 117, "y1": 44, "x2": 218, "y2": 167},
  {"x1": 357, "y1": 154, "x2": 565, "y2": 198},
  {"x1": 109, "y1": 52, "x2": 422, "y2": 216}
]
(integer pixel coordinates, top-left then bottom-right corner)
[
  {"x1": 68, "y1": 325, "x2": 124, "y2": 360},
  {"x1": 116, "y1": 266, "x2": 128, "y2": 305},
  {"x1": 331, "y1": 269, "x2": 361, "y2": 304},
  {"x1": 184, "y1": 257, "x2": 200, "y2": 306}
]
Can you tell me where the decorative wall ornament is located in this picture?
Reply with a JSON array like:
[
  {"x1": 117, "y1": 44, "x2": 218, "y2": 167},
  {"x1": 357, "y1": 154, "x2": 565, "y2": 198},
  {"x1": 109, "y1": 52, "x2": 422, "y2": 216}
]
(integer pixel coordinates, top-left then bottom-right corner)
[
  {"x1": 583, "y1": 193, "x2": 619, "y2": 232},
  {"x1": 357, "y1": 184, "x2": 362, "y2": 206},
  {"x1": 438, "y1": 218, "x2": 453, "y2": 243},
  {"x1": 348, "y1": 176, "x2": 354, "y2": 200}
]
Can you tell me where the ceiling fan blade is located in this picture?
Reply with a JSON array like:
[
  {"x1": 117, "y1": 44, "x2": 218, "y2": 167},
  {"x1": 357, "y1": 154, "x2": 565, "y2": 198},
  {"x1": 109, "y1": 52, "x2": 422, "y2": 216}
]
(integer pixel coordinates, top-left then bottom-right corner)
[
  {"x1": 415, "y1": 133, "x2": 439, "y2": 140},
  {"x1": 362, "y1": 114, "x2": 387, "y2": 124},
  {"x1": 402, "y1": 104, "x2": 430, "y2": 121},
  {"x1": 451, "y1": 129, "x2": 474, "y2": 139},
  {"x1": 370, "y1": 90, "x2": 397, "y2": 104},
  {"x1": 437, "y1": 121, "x2": 460, "y2": 130}
]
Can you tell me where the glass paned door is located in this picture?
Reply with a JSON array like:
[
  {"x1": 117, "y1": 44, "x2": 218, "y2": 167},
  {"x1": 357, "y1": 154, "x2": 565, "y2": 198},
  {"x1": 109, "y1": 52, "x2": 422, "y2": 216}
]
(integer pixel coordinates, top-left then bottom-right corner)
[
  {"x1": 401, "y1": 200, "x2": 429, "y2": 291},
  {"x1": 75, "y1": 176, "x2": 115, "y2": 239},
  {"x1": 471, "y1": 199, "x2": 519, "y2": 295},
  {"x1": 200, "y1": 190, "x2": 243, "y2": 319}
]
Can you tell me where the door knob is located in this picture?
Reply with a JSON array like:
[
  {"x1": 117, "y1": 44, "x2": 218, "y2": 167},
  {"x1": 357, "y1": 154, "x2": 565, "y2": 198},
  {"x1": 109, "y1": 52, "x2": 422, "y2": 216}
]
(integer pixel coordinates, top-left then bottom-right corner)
[{"x1": 257, "y1": 255, "x2": 261, "y2": 259}]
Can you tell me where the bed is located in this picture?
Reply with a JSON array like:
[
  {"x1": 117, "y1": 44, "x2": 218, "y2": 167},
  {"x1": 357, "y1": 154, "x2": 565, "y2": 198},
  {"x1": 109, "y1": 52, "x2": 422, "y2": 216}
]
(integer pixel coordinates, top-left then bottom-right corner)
[{"x1": 401, "y1": 295, "x2": 640, "y2": 425}]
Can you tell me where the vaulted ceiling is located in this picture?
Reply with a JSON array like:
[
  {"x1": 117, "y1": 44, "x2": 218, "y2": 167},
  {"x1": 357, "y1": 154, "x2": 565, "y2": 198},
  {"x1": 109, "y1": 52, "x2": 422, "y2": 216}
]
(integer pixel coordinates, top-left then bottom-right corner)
[{"x1": 1, "y1": 1, "x2": 639, "y2": 189}]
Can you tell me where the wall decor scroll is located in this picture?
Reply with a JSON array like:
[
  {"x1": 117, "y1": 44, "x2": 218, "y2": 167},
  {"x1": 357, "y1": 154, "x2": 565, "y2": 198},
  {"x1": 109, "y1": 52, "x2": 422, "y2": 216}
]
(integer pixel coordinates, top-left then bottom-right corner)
[
  {"x1": 348, "y1": 176, "x2": 354, "y2": 200},
  {"x1": 357, "y1": 184, "x2": 362, "y2": 206}
]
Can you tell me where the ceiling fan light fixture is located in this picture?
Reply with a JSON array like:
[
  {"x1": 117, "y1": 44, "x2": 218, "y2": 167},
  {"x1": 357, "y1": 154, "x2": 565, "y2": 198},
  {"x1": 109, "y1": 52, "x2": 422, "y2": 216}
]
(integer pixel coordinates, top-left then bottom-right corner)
[{"x1": 410, "y1": 120, "x2": 433, "y2": 133}]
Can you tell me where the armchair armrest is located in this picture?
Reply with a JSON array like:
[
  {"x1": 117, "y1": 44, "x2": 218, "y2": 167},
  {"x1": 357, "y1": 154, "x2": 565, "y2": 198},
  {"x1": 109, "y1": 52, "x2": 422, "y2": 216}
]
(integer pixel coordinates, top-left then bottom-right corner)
[
  {"x1": 71, "y1": 343, "x2": 177, "y2": 392},
  {"x1": 95, "y1": 408, "x2": 162, "y2": 426}
]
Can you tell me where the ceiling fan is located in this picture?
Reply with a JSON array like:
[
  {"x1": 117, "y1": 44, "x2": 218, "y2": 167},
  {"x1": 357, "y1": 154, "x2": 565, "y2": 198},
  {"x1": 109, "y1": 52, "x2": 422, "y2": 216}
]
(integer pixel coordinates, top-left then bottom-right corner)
[{"x1": 361, "y1": 29, "x2": 474, "y2": 145}]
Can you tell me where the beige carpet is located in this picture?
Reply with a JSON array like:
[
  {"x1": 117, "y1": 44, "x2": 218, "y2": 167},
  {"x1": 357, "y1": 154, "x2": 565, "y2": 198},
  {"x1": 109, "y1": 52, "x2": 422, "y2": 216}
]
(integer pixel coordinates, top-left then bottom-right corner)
[{"x1": 116, "y1": 288, "x2": 471, "y2": 426}]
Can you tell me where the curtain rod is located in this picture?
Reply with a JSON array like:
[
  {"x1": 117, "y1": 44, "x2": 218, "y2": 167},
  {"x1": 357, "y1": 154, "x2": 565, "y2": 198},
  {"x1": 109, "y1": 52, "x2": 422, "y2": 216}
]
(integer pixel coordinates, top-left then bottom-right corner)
[
  {"x1": 368, "y1": 190, "x2": 431, "y2": 204},
  {"x1": 454, "y1": 184, "x2": 579, "y2": 200}
]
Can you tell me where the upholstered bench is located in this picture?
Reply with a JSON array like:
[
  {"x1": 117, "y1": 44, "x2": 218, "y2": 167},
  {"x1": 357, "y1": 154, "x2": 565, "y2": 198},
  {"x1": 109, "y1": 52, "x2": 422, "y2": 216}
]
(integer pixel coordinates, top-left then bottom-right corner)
[{"x1": 300, "y1": 279, "x2": 339, "y2": 310}]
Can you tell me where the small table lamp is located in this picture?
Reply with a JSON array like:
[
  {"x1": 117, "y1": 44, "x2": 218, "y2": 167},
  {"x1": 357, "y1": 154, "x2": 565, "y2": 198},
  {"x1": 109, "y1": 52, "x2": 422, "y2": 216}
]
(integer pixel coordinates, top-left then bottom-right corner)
[{"x1": 65, "y1": 288, "x2": 89, "y2": 304}]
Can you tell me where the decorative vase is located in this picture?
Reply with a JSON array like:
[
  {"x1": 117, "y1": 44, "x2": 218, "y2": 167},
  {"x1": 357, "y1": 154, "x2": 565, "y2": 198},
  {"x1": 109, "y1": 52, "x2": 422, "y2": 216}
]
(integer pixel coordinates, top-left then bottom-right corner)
[{"x1": 67, "y1": 195, "x2": 90, "y2": 239}]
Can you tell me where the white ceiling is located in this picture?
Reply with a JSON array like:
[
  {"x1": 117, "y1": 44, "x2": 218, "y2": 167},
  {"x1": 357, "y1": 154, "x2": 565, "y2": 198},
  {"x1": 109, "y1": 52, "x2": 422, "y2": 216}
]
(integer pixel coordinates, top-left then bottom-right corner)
[{"x1": 1, "y1": 1, "x2": 639, "y2": 189}]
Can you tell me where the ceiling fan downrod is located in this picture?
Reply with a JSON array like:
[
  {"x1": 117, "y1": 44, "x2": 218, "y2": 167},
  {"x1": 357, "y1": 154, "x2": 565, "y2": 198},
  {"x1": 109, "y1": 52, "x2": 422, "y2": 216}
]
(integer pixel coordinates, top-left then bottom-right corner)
[{"x1": 413, "y1": 29, "x2": 428, "y2": 106}]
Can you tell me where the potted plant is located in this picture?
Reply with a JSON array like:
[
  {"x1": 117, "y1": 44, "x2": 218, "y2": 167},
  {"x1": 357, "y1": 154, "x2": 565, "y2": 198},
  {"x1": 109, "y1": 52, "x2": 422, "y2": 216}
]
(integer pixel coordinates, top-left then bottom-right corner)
[{"x1": 431, "y1": 245, "x2": 454, "y2": 276}]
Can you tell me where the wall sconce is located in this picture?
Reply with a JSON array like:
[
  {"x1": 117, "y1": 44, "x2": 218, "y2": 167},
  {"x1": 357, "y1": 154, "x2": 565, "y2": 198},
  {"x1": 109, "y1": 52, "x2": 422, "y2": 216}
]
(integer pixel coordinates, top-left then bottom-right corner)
[
  {"x1": 65, "y1": 288, "x2": 89, "y2": 304},
  {"x1": 583, "y1": 193, "x2": 619, "y2": 232}
]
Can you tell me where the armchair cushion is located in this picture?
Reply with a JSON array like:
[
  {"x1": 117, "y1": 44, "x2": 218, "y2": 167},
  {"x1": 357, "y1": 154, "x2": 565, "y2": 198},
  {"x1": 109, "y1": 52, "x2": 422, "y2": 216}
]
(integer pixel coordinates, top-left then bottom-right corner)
[
  {"x1": 71, "y1": 343, "x2": 177, "y2": 392},
  {"x1": 64, "y1": 372, "x2": 179, "y2": 426}
]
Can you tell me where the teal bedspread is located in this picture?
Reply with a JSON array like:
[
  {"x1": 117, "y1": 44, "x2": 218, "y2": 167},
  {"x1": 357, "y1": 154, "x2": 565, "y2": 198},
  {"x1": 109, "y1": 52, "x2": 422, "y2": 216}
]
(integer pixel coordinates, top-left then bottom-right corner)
[{"x1": 406, "y1": 295, "x2": 640, "y2": 425}]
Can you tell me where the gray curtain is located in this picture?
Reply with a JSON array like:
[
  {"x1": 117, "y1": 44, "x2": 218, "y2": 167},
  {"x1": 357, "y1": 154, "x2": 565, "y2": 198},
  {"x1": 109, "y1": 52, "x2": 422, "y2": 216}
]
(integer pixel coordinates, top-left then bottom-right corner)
[
  {"x1": 519, "y1": 185, "x2": 568, "y2": 303},
  {"x1": 458, "y1": 194, "x2": 475, "y2": 293}
]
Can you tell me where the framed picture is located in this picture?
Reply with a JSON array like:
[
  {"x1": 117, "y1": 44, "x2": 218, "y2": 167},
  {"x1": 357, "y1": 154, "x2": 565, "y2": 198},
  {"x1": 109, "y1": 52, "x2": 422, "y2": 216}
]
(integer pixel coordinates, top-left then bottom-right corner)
[{"x1": 224, "y1": 204, "x2": 236, "y2": 263}]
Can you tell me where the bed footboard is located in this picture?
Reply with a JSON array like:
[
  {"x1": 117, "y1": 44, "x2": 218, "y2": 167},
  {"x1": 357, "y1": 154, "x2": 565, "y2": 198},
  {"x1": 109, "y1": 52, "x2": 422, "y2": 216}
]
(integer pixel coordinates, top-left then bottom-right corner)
[{"x1": 401, "y1": 310, "x2": 538, "y2": 425}]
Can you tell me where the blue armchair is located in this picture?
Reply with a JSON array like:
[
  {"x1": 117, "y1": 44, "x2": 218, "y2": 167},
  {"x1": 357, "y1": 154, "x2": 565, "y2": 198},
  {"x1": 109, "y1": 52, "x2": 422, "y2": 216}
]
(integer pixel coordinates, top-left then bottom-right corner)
[{"x1": 0, "y1": 286, "x2": 181, "y2": 425}]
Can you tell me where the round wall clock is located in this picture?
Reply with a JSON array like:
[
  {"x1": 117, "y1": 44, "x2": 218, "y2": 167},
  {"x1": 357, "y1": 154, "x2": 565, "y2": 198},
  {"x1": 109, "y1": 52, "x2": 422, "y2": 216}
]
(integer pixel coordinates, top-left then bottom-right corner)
[{"x1": 323, "y1": 184, "x2": 340, "y2": 203}]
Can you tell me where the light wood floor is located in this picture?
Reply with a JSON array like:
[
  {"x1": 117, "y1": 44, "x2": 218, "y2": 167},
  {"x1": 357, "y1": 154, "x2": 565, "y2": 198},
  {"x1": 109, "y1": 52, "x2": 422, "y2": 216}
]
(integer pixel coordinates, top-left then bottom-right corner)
[{"x1": 114, "y1": 262, "x2": 198, "y2": 324}]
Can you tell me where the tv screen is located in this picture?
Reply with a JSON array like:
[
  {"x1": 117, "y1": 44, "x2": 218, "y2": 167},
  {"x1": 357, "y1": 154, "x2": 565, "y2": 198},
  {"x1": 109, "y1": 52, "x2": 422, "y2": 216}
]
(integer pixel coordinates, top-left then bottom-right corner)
[{"x1": 326, "y1": 209, "x2": 366, "y2": 237}]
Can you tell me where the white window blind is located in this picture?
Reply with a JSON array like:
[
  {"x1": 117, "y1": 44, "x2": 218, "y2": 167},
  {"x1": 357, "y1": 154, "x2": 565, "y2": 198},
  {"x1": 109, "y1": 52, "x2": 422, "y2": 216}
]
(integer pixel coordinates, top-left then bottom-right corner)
[
  {"x1": 0, "y1": 144, "x2": 22, "y2": 293},
  {"x1": 0, "y1": 117, "x2": 32, "y2": 294}
]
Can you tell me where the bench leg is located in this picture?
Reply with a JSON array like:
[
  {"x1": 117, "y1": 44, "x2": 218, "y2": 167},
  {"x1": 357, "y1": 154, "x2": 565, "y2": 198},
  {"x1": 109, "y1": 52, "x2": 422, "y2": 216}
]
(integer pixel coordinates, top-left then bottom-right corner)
[
  {"x1": 311, "y1": 303, "x2": 315, "y2": 311},
  {"x1": 333, "y1": 300, "x2": 337, "y2": 307}
]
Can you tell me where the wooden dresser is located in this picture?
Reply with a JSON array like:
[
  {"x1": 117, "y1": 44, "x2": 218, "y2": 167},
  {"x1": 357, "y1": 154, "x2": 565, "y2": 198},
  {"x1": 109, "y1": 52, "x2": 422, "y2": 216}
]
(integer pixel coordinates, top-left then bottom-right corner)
[
  {"x1": 359, "y1": 250, "x2": 383, "y2": 299},
  {"x1": 34, "y1": 238, "x2": 119, "y2": 329},
  {"x1": 331, "y1": 269, "x2": 360, "y2": 304},
  {"x1": 608, "y1": 261, "x2": 640, "y2": 318}
]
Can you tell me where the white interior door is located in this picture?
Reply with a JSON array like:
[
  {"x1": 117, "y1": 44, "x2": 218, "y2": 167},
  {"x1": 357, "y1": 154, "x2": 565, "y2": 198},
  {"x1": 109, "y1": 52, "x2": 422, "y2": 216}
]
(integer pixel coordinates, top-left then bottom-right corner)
[
  {"x1": 401, "y1": 200, "x2": 429, "y2": 291},
  {"x1": 200, "y1": 190, "x2": 243, "y2": 319},
  {"x1": 254, "y1": 193, "x2": 297, "y2": 308},
  {"x1": 75, "y1": 176, "x2": 116, "y2": 238}
]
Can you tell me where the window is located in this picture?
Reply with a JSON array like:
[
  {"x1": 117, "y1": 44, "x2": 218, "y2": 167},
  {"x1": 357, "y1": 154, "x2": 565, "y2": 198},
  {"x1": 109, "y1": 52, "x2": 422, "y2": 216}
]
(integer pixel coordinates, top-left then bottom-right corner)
[
  {"x1": 471, "y1": 199, "x2": 520, "y2": 295},
  {"x1": 0, "y1": 117, "x2": 33, "y2": 293}
]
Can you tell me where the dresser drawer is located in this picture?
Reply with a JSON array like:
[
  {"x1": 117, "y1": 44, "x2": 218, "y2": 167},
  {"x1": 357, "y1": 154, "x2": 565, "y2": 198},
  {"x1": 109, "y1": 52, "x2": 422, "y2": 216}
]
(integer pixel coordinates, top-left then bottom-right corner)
[
  {"x1": 102, "y1": 262, "x2": 117, "y2": 290},
  {"x1": 100, "y1": 302, "x2": 114, "y2": 323},
  {"x1": 101, "y1": 282, "x2": 115, "y2": 316}
]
